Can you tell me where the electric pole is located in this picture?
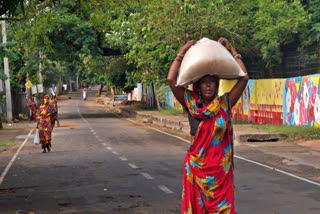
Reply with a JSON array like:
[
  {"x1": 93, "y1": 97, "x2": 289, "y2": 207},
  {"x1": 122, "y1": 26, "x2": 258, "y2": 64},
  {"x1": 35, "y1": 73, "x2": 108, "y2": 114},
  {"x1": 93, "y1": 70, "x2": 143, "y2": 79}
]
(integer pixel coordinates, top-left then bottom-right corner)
[
  {"x1": 2, "y1": 19, "x2": 13, "y2": 123},
  {"x1": 39, "y1": 50, "x2": 42, "y2": 84}
]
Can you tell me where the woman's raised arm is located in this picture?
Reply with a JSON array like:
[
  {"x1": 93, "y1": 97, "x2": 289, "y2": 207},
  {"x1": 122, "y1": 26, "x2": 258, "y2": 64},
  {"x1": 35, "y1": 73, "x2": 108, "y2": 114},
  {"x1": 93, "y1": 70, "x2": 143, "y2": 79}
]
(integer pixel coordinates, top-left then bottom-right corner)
[
  {"x1": 218, "y1": 37, "x2": 249, "y2": 108},
  {"x1": 167, "y1": 40, "x2": 196, "y2": 107}
]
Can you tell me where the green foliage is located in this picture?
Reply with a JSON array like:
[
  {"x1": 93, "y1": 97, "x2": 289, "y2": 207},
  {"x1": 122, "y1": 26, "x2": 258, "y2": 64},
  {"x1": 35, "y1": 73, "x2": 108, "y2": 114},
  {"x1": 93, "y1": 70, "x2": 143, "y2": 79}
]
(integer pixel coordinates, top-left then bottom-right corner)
[
  {"x1": 0, "y1": 72, "x2": 7, "y2": 80},
  {"x1": 0, "y1": 42, "x2": 18, "y2": 80},
  {"x1": 3, "y1": 0, "x2": 318, "y2": 94},
  {"x1": 301, "y1": 0, "x2": 320, "y2": 46},
  {"x1": 104, "y1": 0, "x2": 309, "y2": 79},
  {"x1": 253, "y1": 0, "x2": 308, "y2": 69},
  {"x1": 0, "y1": 42, "x2": 18, "y2": 59},
  {"x1": 0, "y1": 140, "x2": 15, "y2": 147},
  {"x1": 0, "y1": 0, "x2": 24, "y2": 17},
  {"x1": 135, "y1": 104, "x2": 157, "y2": 110},
  {"x1": 160, "y1": 107, "x2": 184, "y2": 115}
]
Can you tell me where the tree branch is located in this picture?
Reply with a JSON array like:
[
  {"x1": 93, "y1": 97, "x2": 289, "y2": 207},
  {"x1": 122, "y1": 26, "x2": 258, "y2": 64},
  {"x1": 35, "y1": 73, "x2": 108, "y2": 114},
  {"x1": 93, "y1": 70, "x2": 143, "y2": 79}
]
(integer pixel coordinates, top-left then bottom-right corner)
[{"x1": 0, "y1": 17, "x2": 24, "y2": 21}]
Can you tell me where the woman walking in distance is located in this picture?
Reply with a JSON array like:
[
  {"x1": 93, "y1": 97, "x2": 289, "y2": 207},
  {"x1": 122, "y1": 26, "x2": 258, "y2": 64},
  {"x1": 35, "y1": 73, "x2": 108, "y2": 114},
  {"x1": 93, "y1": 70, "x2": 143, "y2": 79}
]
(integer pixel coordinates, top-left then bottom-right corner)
[
  {"x1": 50, "y1": 94, "x2": 60, "y2": 131},
  {"x1": 167, "y1": 38, "x2": 248, "y2": 213},
  {"x1": 37, "y1": 95, "x2": 52, "y2": 153},
  {"x1": 28, "y1": 96, "x2": 38, "y2": 121}
]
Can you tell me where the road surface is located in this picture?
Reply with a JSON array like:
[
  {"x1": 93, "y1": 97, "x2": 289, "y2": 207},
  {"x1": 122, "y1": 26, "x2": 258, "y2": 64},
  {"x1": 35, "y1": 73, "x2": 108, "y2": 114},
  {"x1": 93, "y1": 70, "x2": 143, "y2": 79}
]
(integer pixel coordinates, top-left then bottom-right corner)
[{"x1": 0, "y1": 99, "x2": 319, "y2": 213}]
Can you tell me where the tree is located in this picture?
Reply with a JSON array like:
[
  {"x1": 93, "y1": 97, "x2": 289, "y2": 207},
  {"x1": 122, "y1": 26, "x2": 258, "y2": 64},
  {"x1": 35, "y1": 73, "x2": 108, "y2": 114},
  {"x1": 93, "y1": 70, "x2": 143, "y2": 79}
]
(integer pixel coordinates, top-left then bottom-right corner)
[{"x1": 3, "y1": 0, "x2": 315, "y2": 99}]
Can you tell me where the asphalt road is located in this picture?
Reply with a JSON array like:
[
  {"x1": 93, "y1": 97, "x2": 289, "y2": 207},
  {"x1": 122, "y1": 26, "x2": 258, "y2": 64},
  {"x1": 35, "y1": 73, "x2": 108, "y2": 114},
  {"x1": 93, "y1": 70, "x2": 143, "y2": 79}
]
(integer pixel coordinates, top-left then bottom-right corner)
[{"x1": 0, "y1": 100, "x2": 320, "y2": 214}]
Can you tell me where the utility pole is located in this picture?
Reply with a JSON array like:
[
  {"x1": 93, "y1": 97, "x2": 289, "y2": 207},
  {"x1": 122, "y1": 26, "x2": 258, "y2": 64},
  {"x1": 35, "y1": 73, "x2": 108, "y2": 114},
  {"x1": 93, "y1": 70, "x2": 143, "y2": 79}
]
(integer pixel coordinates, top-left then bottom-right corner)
[
  {"x1": 25, "y1": 46, "x2": 31, "y2": 101},
  {"x1": 2, "y1": 19, "x2": 13, "y2": 123},
  {"x1": 26, "y1": 72, "x2": 31, "y2": 100},
  {"x1": 38, "y1": 50, "x2": 42, "y2": 84},
  {"x1": 76, "y1": 75, "x2": 79, "y2": 89}
]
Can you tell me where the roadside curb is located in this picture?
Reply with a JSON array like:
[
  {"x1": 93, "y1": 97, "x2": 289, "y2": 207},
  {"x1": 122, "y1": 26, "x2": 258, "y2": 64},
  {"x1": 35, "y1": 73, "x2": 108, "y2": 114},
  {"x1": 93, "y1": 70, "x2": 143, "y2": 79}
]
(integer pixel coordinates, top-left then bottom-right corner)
[
  {"x1": 117, "y1": 107, "x2": 288, "y2": 144},
  {"x1": 119, "y1": 107, "x2": 190, "y2": 134}
]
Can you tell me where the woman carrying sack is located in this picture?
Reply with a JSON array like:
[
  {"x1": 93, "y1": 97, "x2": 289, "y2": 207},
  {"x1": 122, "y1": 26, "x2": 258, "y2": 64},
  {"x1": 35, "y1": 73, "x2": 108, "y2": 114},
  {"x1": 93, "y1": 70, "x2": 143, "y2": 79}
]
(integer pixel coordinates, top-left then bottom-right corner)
[
  {"x1": 167, "y1": 37, "x2": 248, "y2": 213},
  {"x1": 36, "y1": 95, "x2": 53, "y2": 153}
]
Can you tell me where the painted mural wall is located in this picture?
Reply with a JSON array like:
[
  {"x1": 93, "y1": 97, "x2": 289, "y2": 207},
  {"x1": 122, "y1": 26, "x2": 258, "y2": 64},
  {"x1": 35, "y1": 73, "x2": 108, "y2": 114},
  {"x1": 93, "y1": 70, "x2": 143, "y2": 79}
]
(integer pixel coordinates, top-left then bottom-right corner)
[
  {"x1": 138, "y1": 74, "x2": 320, "y2": 127},
  {"x1": 283, "y1": 75, "x2": 320, "y2": 127},
  {"x1": 220, "y1": 79, "x2": 284, "y2": 125},
  {"x1": 140, "y1": 82, "x2": 182, "y2": 110}
]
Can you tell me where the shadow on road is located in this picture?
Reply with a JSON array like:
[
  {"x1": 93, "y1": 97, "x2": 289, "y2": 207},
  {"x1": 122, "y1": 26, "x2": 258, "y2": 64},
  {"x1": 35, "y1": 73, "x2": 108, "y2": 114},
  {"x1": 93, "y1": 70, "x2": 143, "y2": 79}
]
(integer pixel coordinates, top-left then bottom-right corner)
[{"x1": 59, "y1": 112, "x2": 119, "y2": 119}]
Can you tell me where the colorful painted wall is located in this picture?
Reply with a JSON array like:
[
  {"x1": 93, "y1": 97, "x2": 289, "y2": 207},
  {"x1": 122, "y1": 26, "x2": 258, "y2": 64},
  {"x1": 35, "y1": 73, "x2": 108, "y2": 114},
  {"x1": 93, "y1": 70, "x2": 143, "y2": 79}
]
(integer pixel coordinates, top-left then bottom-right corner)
[
  {"x1": 283, "y1": 75, "x2": 320, "y2": 127},
  {"x1": 140, "y1": 82, "x2": 182, "y2": 110},
  {"x1": 139, "y1": 74, "x2": 320, "y2": 127},
  {"x1": 220, "y1": 79, "x2": 284, "y2": 125}
]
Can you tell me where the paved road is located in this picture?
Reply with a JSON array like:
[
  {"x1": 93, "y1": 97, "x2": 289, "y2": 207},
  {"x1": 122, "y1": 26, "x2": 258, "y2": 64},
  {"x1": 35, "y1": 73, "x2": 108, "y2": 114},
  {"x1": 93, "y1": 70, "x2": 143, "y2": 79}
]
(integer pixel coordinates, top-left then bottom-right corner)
[{"x1": 0, "y1": 100, "x2": 320, "y2": 214}]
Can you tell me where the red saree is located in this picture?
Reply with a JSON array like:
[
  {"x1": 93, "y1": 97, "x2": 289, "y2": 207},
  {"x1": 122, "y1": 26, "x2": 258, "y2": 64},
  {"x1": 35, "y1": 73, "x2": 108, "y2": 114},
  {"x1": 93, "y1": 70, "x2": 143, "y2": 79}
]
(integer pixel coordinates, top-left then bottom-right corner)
[
  {"x1": 182, "y1": 90, "x2": 235, "y2": 214},
  {"x1": 28, "y1": 99, "x2": 37, "y2": 121}
]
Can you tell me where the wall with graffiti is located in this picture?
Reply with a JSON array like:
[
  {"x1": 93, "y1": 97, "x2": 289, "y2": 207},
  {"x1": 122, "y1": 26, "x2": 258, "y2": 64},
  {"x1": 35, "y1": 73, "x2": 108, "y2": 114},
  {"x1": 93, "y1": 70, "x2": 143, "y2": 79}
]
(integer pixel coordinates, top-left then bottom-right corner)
[
  {"x1": 140, "y1": 82, "x2": 182, "y2": 110},
  {"x1": 138, "y1": 74, "x2": 320, "y2": 127},
  {"x1": 283, "y1": 75, "x2": 320, "y2": 127},
  {"x1": 220, "y1": 79, "x2": 285, "y2": 125}
]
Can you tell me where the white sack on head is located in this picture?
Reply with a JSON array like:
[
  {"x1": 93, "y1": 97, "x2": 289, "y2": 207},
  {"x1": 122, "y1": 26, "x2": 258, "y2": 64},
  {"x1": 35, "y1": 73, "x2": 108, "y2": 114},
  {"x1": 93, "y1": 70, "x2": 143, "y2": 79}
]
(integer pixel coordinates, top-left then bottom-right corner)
[{"x1": 176, "y1": 38, "x2": 246, "y2": 86}]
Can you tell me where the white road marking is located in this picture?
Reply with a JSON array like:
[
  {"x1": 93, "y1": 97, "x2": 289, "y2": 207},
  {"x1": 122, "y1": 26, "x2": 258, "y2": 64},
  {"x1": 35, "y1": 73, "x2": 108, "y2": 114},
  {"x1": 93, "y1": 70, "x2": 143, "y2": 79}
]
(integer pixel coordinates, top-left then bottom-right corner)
[
  {"x1": 246, "y1": 144, "x2": 258, "y2": 148},
  {"x1": 111, "y1": 112, "x2": 320, "y2": 188},
  {"x1": 158, "y1": 185, "x2": 174, "y2": 194},
  {"x1": 141, "y1": 173, "x2": 153, "y2": 180},
  {"x1": 112, "y1": 151, "x2": 119, "y2": 155},
  {"x1": 128, "y1": 163, "x2": 139, "y2": 169},
  {"x1": 126, "y1": 118, "x2": 190, "y2": 144},
  {"x1": 106, "y1": 147, "x2": 112, "y2": 150},
  {"x1": 98, "y1": 139, "x2": 103, "y2": 142},
  {"x1": 119, "y1": 156, "x2": 127, "y2": 161},
  {"x1": 77, "y1": 103, "x2": 89, "y2": 125},
  {"x1": 102, "y1": 143, "x2": 107, "y2": 146},
  {"x1": 0, "y1": 129, "x2": 33, "y2": 185},
  {"x1": 235, "y1": 155, "x2": 320, "y2": 187}
]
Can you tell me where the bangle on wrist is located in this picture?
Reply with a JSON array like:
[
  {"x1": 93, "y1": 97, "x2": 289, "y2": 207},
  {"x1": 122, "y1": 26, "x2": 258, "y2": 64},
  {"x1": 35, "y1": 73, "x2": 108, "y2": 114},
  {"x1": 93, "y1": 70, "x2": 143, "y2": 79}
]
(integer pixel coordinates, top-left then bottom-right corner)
[
  {"x1": 233, "y1": 53, "x2": 242, "y2": 60},
  {"x1": 174, "y1": 57, "x2": 182, "y2": 62},
  {"x1": 176, "y1": 53, "x2": 184, "y2": 58}
]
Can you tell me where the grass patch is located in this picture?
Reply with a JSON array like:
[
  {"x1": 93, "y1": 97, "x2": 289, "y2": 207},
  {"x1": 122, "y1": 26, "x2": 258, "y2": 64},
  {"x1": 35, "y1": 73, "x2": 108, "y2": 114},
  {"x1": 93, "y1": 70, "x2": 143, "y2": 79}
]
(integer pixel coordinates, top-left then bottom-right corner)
[
  {"x1": 0, "y1": 140, "x2": 15, "y2": 147},
  {"x1": 233, "y1": 119, "x2": 253, "y2": 125},
  {"x1": 251, "y1": 124, "x2": 320, "y2": 141},
  {"x1": 135, "y1": 104, "x2": 157, "y2": 110},
  {"x1": 160, "y1": 107, "x2": 184, "y2": 115}
]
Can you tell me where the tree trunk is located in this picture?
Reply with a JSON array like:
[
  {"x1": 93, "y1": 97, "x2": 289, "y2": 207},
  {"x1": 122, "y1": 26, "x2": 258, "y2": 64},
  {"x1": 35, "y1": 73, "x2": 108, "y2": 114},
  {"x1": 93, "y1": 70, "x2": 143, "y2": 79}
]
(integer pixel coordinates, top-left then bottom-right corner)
[
  {"x1": 151, "y1": 82, "x2": 159, "y2": 109},
  {"x1": 69, "y1": 76, "x2": 72, "y2": 92},
  {"x1": 98, "y1": 84, "x2": 103, "y2": 97},
  {"x1": 0, "y1": 115, "x2": 3, "y2": 129},
  {"x1": 111, "y1": 88, "x2": 115, "y2": 100}
]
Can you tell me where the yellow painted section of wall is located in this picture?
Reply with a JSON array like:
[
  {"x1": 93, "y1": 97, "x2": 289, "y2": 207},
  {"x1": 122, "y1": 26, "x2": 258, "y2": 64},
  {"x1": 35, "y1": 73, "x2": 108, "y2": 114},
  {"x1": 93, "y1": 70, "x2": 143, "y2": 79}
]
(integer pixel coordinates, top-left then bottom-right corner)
[
  {"x1": 252, "y1": 79, "x2": 284, "y2": 106},
  {"x1": 220, "y1": 79, "x2": 284, "y2": 104},
  {"x1": 310, "y1": 76, "x2": 320, "y2": 128},
  {"x1": 311, "y1": 76, "x2": 320, "y2": 86},
  {"x1": 219, "y1": 80, "x2": 237, "y2": 96}
]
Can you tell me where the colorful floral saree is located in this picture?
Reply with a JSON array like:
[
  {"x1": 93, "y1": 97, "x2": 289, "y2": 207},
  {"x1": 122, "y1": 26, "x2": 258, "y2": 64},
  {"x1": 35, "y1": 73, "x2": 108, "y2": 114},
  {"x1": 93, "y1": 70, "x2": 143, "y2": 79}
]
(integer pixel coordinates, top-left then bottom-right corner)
[
  {"x1": 38, "y1": 104, "x2": 52, "y2": 148},
  {"x1": 182, "y1": 90, "x2": 235, "y2": 214}
]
